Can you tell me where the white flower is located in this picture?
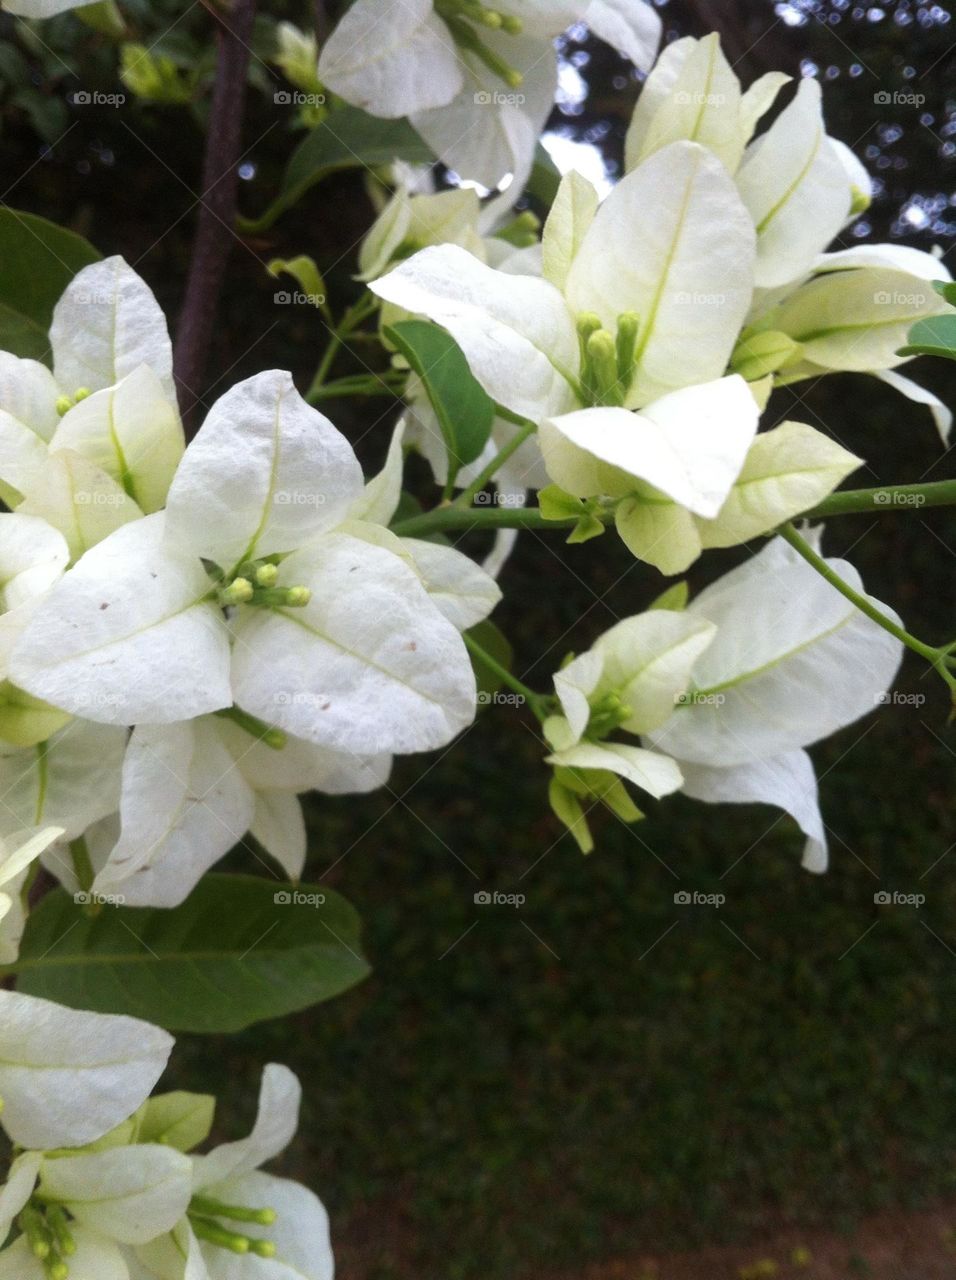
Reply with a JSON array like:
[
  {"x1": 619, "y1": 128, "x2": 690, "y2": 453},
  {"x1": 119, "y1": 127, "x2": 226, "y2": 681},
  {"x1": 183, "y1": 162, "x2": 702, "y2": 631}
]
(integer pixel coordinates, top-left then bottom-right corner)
[
  {"x1": 644, "y1": 533, "x2": 904, "y2": 870},
  {"x1": 0, "y1": 258, "x2": 182, "y2": 512},
  {"x1": 318, "y1": 0, "x2": 660, "y2": 189},
  {"x1": 11, "y1": 370, "x2": 479, "y2": 756},
  {"x1": 130, "y1": 1065, "x2": 333, "y2": 1280},
  {"x1": 0, "y1": 989, "x2": 173, "y2": 1150},
  {"x1": 84, "y1": 714, "x2": 391, "y2": 909}
]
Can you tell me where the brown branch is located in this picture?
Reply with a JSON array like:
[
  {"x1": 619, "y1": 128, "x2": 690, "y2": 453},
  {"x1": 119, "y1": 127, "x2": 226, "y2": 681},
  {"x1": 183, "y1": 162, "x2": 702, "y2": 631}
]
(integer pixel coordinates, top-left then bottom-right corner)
[{"x1": 173, "y1": 0, "x2": 258, "y2": 427}]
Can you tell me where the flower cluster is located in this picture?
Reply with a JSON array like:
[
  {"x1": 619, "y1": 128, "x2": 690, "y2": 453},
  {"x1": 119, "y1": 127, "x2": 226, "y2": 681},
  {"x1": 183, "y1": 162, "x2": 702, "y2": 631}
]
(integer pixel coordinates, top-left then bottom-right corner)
[
  {"x1": 0, "y1": 258, "x2": 500, "y2": 918},
  {"x1": 0, "y1": 991, "x2": 331, "y2": 1279}
]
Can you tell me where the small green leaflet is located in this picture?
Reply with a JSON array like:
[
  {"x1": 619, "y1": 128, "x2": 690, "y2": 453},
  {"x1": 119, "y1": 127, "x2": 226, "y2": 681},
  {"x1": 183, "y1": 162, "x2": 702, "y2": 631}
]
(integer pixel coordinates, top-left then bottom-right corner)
[
  {"x1": 384, "y1": 320, "x2": 494, "y2": 486},
  {"x1": 898, "y1": 281, "x2": 956, "y2": 361}
]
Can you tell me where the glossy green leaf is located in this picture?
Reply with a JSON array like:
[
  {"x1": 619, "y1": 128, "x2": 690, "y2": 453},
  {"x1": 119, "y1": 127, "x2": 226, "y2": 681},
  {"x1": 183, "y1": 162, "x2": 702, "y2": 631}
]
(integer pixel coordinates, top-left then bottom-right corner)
[
  {"x1": 385, "y1": 320, "x2": 494, "y2": 481},
  {"x1": 239, "y1": 107, "x2": 433, "y2": 232},
  {"x1": 0, "y1": 207, "x2": 100, "y2": 361},
  {"x1": 898, "y1": 313, "x2": 956, "y2": 361},
  {"x1": 10, "y1": 875, "x2": 370, "y2": 1033}
]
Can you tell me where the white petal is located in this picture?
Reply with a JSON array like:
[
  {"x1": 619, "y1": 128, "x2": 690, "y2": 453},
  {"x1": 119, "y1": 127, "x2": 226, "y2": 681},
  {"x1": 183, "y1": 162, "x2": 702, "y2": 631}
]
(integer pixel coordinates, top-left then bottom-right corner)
[
  {"x1": 0, "y1": 720, "x2": 126, "y2": 844},
  {"x1": 585, "y1": 0, "x2": 662, "y2": 69},
  {"x1": 318, "y1": 0, "x2": 462, "y2": 117},
  {"x1": 165, "y1": 371, "x2": 362, "y2": 572},
  {"x1": 542, "y1": 170, "x2": 599, "y2": 289},
  {"x1": 50, "y1": 365, "x2": 184, "y2": 514},
  {"x1": 593, "y1": 611, "x2": 717, "y2": 733},
  {"x1": 50, "y1": 257, "x2": 175, "y2": 402},
  {"x1": 738, "y1": 71, "x2": 791, "y2": 142},
  {"x1": 698, "y1": 421, "x2": 862, "y2": 548},
  {"x1": 615, "y1": 494, "x2": 703, "y2": 574},
  {"x1": 546, "y1": 741, "x2": 683, "y2": 798},
  {"x1": 815, "y1": 243, "x2": 952, "y2": 280},
  {"x1": 371, "y1": 245, "x2": 579, "y2": 422},
  {"x1": 770, "y1": 266, "x2": 951, "y2": 371},
  {"x1": 0, "y1": 352, "x2": 60, "y2": 442},
  {"x1": 874, "y1": 370, "x2": 952, "y2": 445},
  {"x1": 0, "y1": 989, "x2": 173, "y2": 1150},
  {"x1": 736, "y1": 79, "x2": 850, "y2": 288},
  {"x1": 10, "y1": 513, "x2": 232, "y2": 725},
  {"x1": 232, "y1": 532, "x2": 477, "y2": 754},
  {"x1": 40, "y1": 1145, "x2": 193, "y2": 1245},
  {"x1": 541, "y1": 376, "x2": 759, "y2": 517},
  {"x1": 197, "y1": 1171, "x2": 333, "y2": 1280},
  {"x1": 194, "y1": 1065, "x2": 301, "y2": 1191},
  {"x1": 95, "y1": 720, "x2": 255, "y2": 909},
  {"x1": 18, "y1": 449, "x2": 144, "y2": 562},
  {"x1": 400, "y1": 537, "x2": 502, "y2": 630},
  {"x1": 410, "y1": 28, "x2": 557, "y2": 189},
  {"x1": 553, "y1": 648, "x2": 604, "y2": 743},
  {"x1": 0, "y1": 826, "x2": 62, "y2": 891},
  {"x1": 648, "y1": 538, "x2": 904, "y2": 765},
  {"x1": 566, "y1": 142, "x2": 756, "y2": 403},
  {"x1": 217, "y1": 720, "x2": 392, "y2": 796},
  {"x1": 0, "y1": 512, "x2": 68, "y2": 610},
  {"x1": 250, "y1": 791, "x2": 306, "y2": 882},
  {"x1": 624, "y1": 33, "x2": 745, "y2": 172},
  {"x1": 348, "y1": 420, "x2": 405, "y2": 526},
  {"x1": 0, "y1": 1153, "x2": 41, "y2": 1246},
  {"x1": 678, "y1": 750, "x2": 828, "y2": 872}
]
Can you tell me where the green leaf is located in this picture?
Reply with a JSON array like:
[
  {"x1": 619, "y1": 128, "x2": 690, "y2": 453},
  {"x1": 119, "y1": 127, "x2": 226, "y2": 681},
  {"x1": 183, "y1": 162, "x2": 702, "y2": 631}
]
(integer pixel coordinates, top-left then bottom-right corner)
[
  {"x1": 649, "y1": 581, "x2": 689, "y2": 612},
  {"x1": 239, "y1": 107, "x2": 433, "y2": 232},
  {"x1": 933, "y1": 279, "x2": 956, "y2": 307},
  {"x1": 467, "y1": 619, "x2": 513, "y2": 706},
  {"x1": 527, "y1": 143, "x2": 562, "y2": 207},
  {"x1": 10, "y1": 875, "x2": 370, "y2": 1033},
  {"x1": 384, "y1": 320, "x2": 494, "y2": 482},
  {"x1": 0, "y1": 208, "x2": 100, "y2": 361},
  {"x1": 538, "y1": 483, "x2": 586, "y2": 522},
  {"x1": 898, "y1": 313, "x2": 956, "y2": 361},
  {"x1": 134, "y1": 1091, "x2": 216, "y2": 1152},
  {"x1": 266, "y1": 255, "x2": 331, "y2": 320}
]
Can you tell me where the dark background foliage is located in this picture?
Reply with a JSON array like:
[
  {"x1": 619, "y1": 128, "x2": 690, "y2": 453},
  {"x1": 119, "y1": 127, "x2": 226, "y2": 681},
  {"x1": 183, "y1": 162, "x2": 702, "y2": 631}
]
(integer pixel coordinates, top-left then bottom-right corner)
[{"x1": 1, "y1": 2, "x2": 954, "y2": 1276}]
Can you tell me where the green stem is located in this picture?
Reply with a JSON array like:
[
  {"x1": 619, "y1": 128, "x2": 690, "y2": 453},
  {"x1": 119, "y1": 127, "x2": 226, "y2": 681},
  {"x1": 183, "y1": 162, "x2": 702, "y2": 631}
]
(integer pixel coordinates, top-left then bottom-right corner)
[
  {"x1": 463, "y1": 632, "x2": 550, "y2": 719},
  {"x1": 306, "y1": 294, "x2": 379, "y2": 398},
  {"x1": 308, "y1": 373, "x2": 404, "y2": 403},
  {"x1": 392, "y1": 479, "x2": 956, "y2": 539},
  {"x1": 779, "y1": 523, "x2": 956, "y2": 693},
  {"x1": 452, "y1": 419, "x2": 537, "y2": 510}
]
